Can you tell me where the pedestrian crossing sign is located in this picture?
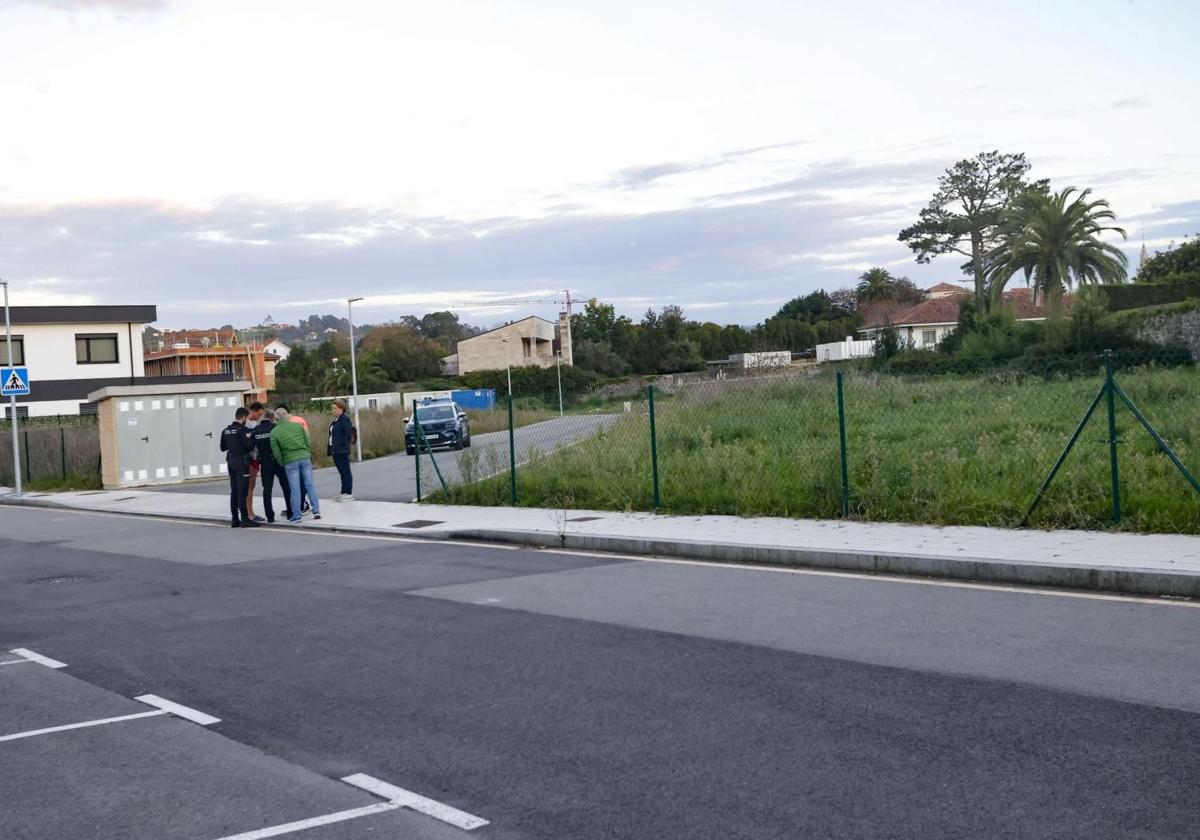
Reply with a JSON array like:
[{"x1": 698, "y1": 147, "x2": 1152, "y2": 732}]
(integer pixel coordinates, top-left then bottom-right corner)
[{"x1": 1, "y1": 367, "x2": 30, "y2": 396}]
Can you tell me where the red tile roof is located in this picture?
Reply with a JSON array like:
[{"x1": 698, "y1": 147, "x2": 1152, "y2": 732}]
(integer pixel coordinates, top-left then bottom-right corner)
[
  {"x1": 863, "y1": 288, "x2": 1056, "y2": 329},
  {"x1": 927, "y1": 282, "x2": 970, "y2": 294}
]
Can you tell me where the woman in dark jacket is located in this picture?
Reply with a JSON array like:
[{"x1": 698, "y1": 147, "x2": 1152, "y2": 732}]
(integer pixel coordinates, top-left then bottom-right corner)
[{"x1": 328, "y1": 399, "x2": 354, "y2": 501}]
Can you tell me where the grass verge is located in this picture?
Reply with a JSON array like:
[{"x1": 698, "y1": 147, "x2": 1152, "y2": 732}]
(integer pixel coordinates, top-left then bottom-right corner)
[{"x1": 446, "y1": 367, "x2": 1200, "y2": 534}]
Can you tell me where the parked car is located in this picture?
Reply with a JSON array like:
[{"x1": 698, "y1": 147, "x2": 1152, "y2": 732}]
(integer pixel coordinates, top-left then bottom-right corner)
[{"x1": 405, "y1": 398, "x2": 471, "y2": 454}]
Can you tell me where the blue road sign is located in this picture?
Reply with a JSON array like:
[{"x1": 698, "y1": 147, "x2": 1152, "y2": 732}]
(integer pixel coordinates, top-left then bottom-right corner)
[{"x1": 1, "y1": 367, "x2": 30, "y2": 396}]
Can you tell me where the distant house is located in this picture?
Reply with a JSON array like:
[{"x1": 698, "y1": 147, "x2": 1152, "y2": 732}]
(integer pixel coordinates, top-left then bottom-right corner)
[
  {"x1": 442, "y1": 316, "x2": 565, "y2": 376},
  {"x1": 263, "y1": 339, "x2": 291, "y2": 362},
  {"x1": 859, "y1": 285, "x2": 1054, "y2": 348}
]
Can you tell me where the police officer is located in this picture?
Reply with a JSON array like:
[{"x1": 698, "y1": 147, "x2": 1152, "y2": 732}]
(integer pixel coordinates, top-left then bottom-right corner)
[
  {"x1": 220, "y1": 406, "x2": 259, "y2": 528},
  {"x1": 252, "y1": 409, "x2": 292, "y2": 523}
]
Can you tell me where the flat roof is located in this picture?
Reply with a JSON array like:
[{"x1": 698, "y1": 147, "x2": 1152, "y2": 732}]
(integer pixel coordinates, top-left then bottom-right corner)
[{"x1": 7, "y1": 305, "x2": 157, "y2": 325}]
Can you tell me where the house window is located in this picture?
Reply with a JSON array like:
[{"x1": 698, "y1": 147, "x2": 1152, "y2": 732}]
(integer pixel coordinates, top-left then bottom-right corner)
[
  {"x1": 0, "y1": 336, "x2": 23, "y2": 366},
  {"x1": 3, "y1": 404, "x2": 29, "y2": 420},
  {"x1": 922, "y1": 330, "x2": 937, "y2": 346},
  {"x1": 78, "y1": 402, "x2": 100, "y2": 416},
  {"x1": 219, "y1": 359, "x2": 234, "y2": 376},
  {"x1": 521, "y1": 337, "x2": 532, "y2": 358},
  {"x1": 75, "y1": 333, "x2": 119, "y2": 364}
]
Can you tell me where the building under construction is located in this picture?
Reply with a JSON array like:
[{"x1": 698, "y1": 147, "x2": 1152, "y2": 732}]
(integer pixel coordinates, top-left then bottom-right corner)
[{"x1": 143, "y1": 329, "x2": 279, "y2": 405}]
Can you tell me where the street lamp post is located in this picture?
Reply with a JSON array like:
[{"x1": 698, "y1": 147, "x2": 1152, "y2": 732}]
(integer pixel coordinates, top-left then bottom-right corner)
[
  {"x1": 2, "y1": 280, "x2": 21, "y2": 497},
  {"x1": 347, "y1": 297, "x2": 364, "y2": 462}
]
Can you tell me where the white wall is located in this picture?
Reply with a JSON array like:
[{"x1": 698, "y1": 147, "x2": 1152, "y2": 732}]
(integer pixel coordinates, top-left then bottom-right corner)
[
  {"x1": 17, "y1": 322, "x2": 144, "y2": 381},
  {"x1": 816, "y1": 338, "x2": 876, "y2": 362}
]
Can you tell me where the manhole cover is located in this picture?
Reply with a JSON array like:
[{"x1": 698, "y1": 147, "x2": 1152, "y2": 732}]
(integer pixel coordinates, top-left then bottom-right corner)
[
  {"x1": 392, "y1": 520, "x2": 445, "y2": 529},
  {"x1": 27, "y1": 575, "x2": 90, "y2": 585},
  {"x1": 566, "y1": 516, "x2": 603, "y2": 523}
]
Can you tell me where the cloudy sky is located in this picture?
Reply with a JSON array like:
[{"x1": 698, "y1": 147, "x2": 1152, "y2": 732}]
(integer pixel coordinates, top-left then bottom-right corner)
[{"x1": 1, "y1": 0, "x2": 1197, "y2": 329}]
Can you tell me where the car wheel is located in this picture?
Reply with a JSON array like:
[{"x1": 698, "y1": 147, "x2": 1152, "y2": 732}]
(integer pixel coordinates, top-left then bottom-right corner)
[
  {"x1": 453, "y1": 436, "x2": 464, "y2": 451},
  {"x1": 406, "y1": 446, "x2": 415, "y2": 456},
  {"x1": 463, "y1": 435, "x2": 472, "y2": 448}
]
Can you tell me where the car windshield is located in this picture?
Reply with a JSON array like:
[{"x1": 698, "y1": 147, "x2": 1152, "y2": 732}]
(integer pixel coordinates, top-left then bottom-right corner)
[{"x1": 415, "y1": 405, "x2": 455, "y2": 421}]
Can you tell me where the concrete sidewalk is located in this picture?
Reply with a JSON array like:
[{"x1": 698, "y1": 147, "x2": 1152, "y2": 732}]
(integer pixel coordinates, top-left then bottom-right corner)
[{"x1": 3, "y1": 486, "x2": 1199, "y2": 598}]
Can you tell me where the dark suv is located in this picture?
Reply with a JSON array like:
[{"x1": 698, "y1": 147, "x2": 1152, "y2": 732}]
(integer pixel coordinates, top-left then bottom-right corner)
[{"x1": 405, "y1": 399, "x2": 471, "y2": 454}]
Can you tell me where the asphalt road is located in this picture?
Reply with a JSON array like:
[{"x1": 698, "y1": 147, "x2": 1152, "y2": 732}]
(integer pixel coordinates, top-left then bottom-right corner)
[
  {"x1": 154, "y1": 413, "x2": 619, "y2": 505},
  {"x1": 2, "y1": 506, "x2": 1199, "y2": 839}
]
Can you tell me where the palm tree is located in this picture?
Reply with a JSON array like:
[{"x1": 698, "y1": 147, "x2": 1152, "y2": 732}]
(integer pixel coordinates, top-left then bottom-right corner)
[
  {"x1": 986, "y1": 187, "x2": 1127, "y2": 308},
  {"x1": 856, "y1": 267, "x2": 899, "y2": 302}
]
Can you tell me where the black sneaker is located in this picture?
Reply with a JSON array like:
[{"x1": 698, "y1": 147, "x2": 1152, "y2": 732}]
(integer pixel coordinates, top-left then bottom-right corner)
[
  {"x1": 240, "y1": 520, "x2": 261, "y2": 528},
  {"x1": 313, "y1": 513, "x2": 322, "y2": 520}
]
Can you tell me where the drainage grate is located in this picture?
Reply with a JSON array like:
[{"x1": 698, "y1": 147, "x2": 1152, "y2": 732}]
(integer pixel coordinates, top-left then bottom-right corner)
[
  {"x1": 27, "y1": 575, "x2": 90, "y2": 586},
  {"x1": 392, "y1": 519, "x2": 445, "y2": 529},
  {"x1": 566, "y1": 516, "x2": 603, "y2": 523}
]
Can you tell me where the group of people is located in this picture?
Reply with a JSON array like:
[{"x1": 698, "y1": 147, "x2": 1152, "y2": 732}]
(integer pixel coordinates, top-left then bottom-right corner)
[{"x1": 219, "y1": 399, "x2": 357, "y2": 528}]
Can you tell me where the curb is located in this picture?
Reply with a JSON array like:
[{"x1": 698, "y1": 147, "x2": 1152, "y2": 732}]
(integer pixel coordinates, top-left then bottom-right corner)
[{"x1": 3, "y1": 495, "x2": 1198, "y2": 599}]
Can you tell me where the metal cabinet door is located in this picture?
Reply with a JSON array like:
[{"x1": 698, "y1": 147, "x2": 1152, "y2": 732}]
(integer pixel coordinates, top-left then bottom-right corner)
[
  {"x1": 113, "y1": 396, "x2": 183, "y2": 485},
  {"x1": 180, "y1": 392, "x2": 241, "y2": 480}
]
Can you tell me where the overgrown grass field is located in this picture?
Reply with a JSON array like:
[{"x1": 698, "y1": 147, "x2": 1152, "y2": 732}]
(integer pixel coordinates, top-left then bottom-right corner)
[{"x1": 448, "y1": 367, "x2": 1200, "y2": 533}]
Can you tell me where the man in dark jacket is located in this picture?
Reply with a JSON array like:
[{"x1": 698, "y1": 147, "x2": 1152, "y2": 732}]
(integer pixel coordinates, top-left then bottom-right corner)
[
  {"x1": 219, "y1": 406, "x2": 259, "y2": 528},
  {"x1": 328, "y1": 398, "x2": 355, "y2": 501},
  {"x1": 252, "y1": 413, "x2": 292, "y2": 523}
]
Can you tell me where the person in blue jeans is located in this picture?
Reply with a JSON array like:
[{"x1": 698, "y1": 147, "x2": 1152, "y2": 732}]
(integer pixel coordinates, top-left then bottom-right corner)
[
  {"x1": 328, "y1": 398, "x2": 355, "y2": 501},
  {"x1": 269, "y1": 406, "x2": 321, "y2": 522}
]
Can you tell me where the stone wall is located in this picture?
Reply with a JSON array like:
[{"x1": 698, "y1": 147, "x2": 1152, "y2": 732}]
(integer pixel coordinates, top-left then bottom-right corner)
[{"x1": 1136, "y1": 305, "x2": 1200, "y2": 361}]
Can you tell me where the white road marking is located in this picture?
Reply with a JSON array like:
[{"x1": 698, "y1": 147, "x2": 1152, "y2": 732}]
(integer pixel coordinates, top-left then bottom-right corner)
[
  {"x1": 0, "y1": 659, "x2": 35, "y2": 667},
  {"x1": 135, "y1": 694, "x2": 221, "y2": 725},
  {"x1": 208, "y1": 802, "x2": 402, "y2": 840},
  {"x1": 342, "y1": 772, "x2": 489, "y2": 830},
  {"x1": 0, "y1": 709, "x2": 166, "y2": 743},
  {"x1": 541, "y1": 549, "x2": 1200, "y2": 608},
  {"x1": 9, "y1": 648, "x2": 68, "y2": 668}
]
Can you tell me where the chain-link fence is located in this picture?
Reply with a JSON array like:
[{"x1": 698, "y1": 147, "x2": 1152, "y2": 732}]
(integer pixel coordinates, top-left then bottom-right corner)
[
  {"x1": 416, "y1": 347, "x2": 1200, "y2": 534},
  {"x1": 0, "y1": 415, "x2": 101, "y2": 488}
]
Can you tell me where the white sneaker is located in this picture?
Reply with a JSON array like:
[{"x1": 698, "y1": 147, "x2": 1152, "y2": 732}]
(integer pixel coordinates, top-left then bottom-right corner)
[{"x1": 335, "y1": 493, "x2": 351, "y2": 502}]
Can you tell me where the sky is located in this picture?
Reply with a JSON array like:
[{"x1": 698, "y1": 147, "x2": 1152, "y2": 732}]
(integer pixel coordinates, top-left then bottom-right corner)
[{"x1": 0, "y1": 0, "x2": 1197, "y2": 330}]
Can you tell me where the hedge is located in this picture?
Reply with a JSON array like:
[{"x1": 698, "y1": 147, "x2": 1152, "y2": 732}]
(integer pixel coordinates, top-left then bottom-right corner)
[{"x1": 1095, "y1": 280, "x2": 1200, "y2": 312}]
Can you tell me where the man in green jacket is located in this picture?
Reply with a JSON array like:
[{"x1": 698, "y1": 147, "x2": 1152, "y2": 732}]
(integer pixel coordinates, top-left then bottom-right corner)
[{"x1": 270, "y1": 407, "x2": 321, "y2": 522}]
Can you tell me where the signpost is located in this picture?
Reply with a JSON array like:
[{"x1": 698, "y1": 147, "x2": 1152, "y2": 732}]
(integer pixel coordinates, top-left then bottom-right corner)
[{"x1": 2, "y1": 279, "x2": 23, "y2": 496}]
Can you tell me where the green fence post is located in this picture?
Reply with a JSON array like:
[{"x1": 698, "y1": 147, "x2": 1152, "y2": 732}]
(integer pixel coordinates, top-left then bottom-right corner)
[
  {"x1": 836, "y1": 372, "x2": 850, "y2": 518},
  {"x1": 23, "y1": 429, "x2": 31, "y2": 483},
  {"x1": 648, "y1": 385, "x2": 661, "y2": 511},
  {"x1": 60, "y1": 427, "x2": 67, "y2": 480},
  {"x1": 507, "y1": 393, "x2": 517, "y2": 506},
  {"x1": 414, "y1": 414, "x2": 422, "y2": 502},
  {"x1": 1104, "y1": 349, "x2": 1121, "y2": 525}
]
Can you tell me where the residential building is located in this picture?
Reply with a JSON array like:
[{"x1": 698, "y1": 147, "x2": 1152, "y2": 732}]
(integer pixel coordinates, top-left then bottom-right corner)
[
  {"x1": 444, "y1": 316, "x2": 561, "y2": 375},
  {"x1": 263, "y1": 338, "x2": 291, "y2": 362},
  {"x1": 859, "y1": 285, "x2": 1054, "y2": 348},
  {"x1": 0, "y1": 304, "x2": 229, "y2": 419},
  {"x1": 143, "y1": 333, "x2": 279, "y2": 405},
  {"x1": 926, "y1": 282, "x2": 971, "y2": 299}
]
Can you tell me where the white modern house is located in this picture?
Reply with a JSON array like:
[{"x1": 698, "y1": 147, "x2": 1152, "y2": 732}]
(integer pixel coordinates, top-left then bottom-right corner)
[
  {"x1": 263, "y1": 338, "x2": 291, "y2": 362},
  {"x1": 1, "y1": 304, "x2": 233, "y2": 419}
]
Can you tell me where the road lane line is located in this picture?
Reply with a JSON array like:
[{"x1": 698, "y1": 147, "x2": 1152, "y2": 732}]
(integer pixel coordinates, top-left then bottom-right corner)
[
  {"x1": 0, "y1": 659, "x2": 35, "y2": 667},
  {"x1": 135, "y1": 694, "x2": 221, "y2": 725},
  {"x1": 9, "y1": 648, "x2": 68, "y2": 668},
  {"x1": 540, "y1": 549, "x2": 1200, "y2": 608},
  {"x1": 0, "y1": 710, "x2": 166, "y2": 743},
  {"x1": 342, "y1": 772, "x2": 489, "y2": 830},
  {"x1": 208, "y1": 802, "x2": 402, "y2": 840}
]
